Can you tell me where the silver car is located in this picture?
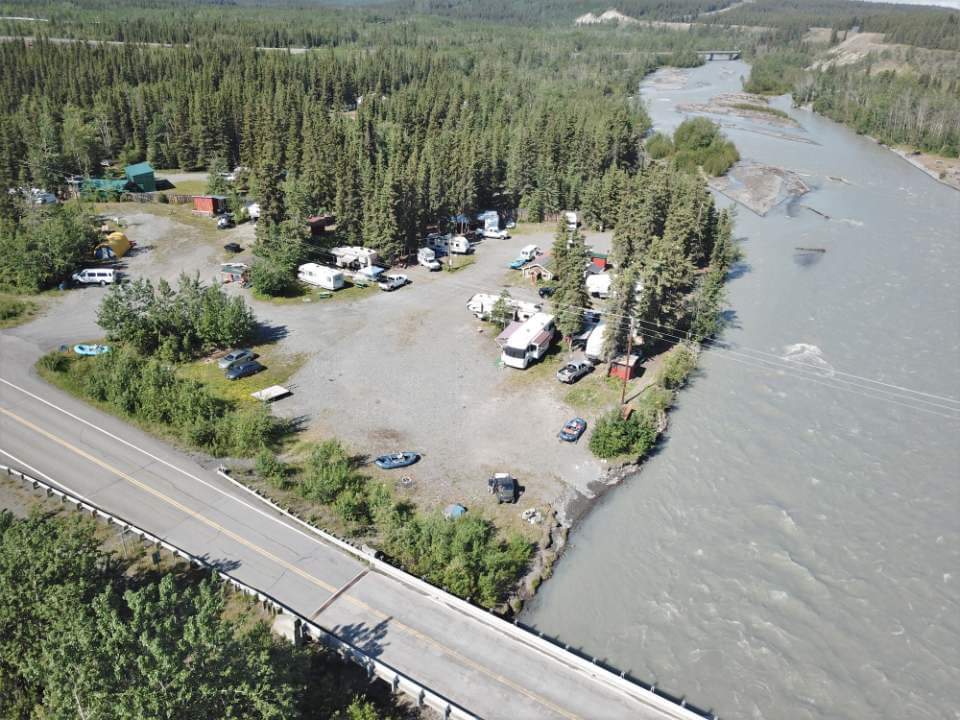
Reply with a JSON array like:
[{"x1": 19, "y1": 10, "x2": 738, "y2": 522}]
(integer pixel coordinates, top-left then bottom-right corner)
[
  {"x1": 218, "y1": 348, "x2": 255, "y2": 369},
  {"x1": 556, "y1": 360, "x2": 594, "y2": 384}
]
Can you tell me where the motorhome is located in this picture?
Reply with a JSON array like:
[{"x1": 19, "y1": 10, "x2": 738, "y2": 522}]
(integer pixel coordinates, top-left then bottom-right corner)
[
  {"x1": 331, "y1": 246, "x2": 380, "y2": 269},
  {"x1": 500, "y1": 313, "x2": 555, "y2": 369},
  {"x1": 467, "y1": 293, "x2": 541, "y2": 322},
  {"x1": 417, "y1": 247, "x2": 441, "y2": 271},
  {"x1": 71, "y1": 268, "x2": 118, "y2": 286},
  {"x1": 297, "y1": 263, "x2": 344, "y2": 291}
]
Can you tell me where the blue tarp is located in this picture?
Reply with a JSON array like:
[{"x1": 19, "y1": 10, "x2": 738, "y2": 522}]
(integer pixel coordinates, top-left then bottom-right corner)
[{"x1": 443, "y1": 504, "x2": 467, "y2": 519}]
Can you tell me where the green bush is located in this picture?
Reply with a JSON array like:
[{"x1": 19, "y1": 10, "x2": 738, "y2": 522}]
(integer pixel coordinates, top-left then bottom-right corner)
[
  {"x1": 589, "y1": 407, "x2": 659, "y2": 459},
  {"x1": 658, "y1": 345, "x2": 697, "y2": 389},
  {"x1": 645, "y1": 132, "x2": 674, "y2": 160},
  {"x1": 97, "y1": 273, "x2": 256, "y2": 359},
  {"x1": 42, "y1": 347, "x2": 280, "y2": 457},
  {"x1": 255, "y1": 449, "x2": 290, "y2": 489}
]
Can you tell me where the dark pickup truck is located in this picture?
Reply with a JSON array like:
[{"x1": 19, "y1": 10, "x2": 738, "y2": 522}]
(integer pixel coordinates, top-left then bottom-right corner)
[{"x1": 487, "y1": 473, "x2": 518, "y2": 504}]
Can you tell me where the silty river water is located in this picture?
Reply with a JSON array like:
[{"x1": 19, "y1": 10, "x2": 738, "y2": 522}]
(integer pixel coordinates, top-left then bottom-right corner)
[{"x1": 524, "y1": 61, "x2": 960, "y2": 720}]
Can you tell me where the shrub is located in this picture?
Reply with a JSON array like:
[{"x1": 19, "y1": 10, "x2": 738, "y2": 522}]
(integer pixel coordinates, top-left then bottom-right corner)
[
  {"x1": 37, "y1": 350, "x2": 69, "y2": 373},
  {"x1": 589, "y1": 407, "x2": 659, "y2": 459},
  {"x1": 255, "y1": 450, "x2": 290, "y2": 489}
]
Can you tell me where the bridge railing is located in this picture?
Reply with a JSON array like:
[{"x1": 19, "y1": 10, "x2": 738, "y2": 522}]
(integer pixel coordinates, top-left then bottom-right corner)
[{"x1": 2, "y1": 464, "x2": 478, "y2": 720}]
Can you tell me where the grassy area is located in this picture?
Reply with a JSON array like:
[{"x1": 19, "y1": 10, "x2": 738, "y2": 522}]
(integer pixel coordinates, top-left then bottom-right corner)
[
  {"x1": 165, "y1": 178, "x2": 207, "y2": 195},
  {"x1": 502, "y1": 343, "x2": 568, "y2": 388},
  {"x1": 731, "y1": 102, "x2": 790, "y2": 119},
  {"x1": 178, "y1": 347, "x2": 305, "y2": 405},
  {"x1": 564, "y1": 373, "x2": 624, "y2": 415},
  {"x1": 0, "y1": 294, "x2": 39, "y2": 329},
  {"x1": 509, "y1": 222, "x2": 552, "y2": 236},
  {"x1": 444, "y1": 255, "x2": 477, "y2": 272}
]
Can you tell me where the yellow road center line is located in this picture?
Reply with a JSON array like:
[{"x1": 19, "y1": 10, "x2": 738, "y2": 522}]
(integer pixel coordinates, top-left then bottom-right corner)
[{"x1": 0, "y1": 406, "x2": 582, "y2": 720}]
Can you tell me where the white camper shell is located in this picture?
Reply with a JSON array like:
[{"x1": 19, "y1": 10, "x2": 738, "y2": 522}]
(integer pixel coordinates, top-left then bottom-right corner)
[
  {"x1": 501, "y1": 312, "x2": 555, "y2": 369},
  {"x1": 467, "y1": 293, "x2": 541, "y2": 322},
  {"x1": 297, "y1": 263, "x2": 344, "y2": 291}
]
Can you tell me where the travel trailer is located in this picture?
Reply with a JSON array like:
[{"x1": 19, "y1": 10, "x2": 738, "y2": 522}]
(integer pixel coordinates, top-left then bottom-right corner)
[{"x1": 297, "y1": 263, "x2": 344, "y2": 291}]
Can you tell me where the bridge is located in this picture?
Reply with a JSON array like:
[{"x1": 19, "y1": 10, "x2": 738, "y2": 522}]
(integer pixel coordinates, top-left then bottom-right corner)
[
  {"x1": 697, "y1": 50, "x2": 741, "y2": 61},
  {"x1": 0, "y1": 333, "x2": 717, "y2": 720}
]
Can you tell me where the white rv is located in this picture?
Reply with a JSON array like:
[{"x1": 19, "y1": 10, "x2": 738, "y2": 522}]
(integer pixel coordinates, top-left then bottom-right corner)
[
  {"x1": 331, "y1": 246, "x2": 380, "y2": 269},
  {"x1": 501, "y1": 313, "x2": 555, "y2": 369},
  {"x1": 428, "y1": 233, "x2": 471, "y2": 255},
  {"x1": 519, "y1": 244, "x2": 539, "y2": 262},
  {"x1": 563, "y1": 211, "x2": 579, "y2": 229},
  {"x1": 586, "y1": 273, "x2": 612, "y2": 298},
  {"x1": 467, "y1": 293, "x2": 540, "y2": 322},
  {"x1": 297, "y1": 263, "x2": 344, "y2": 291}
]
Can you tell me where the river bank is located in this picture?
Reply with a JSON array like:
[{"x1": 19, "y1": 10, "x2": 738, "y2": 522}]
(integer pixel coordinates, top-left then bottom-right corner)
[{"x1": 524, "y1": 59, "x2": 960, "y2": 720}]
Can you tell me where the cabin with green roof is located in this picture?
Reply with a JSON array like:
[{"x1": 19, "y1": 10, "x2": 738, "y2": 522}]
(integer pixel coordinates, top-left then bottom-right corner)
[{"x1": 124, "y1": 162, "x2": 156, "y2": 192}]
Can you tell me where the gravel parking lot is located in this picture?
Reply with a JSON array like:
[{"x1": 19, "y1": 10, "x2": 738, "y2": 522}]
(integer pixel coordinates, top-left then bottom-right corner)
[{"x1": 9, "y1": 204, "x2": 617, "y2": 531}]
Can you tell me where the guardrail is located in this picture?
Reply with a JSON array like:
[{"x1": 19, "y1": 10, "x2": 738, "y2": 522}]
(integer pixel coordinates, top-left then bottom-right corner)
[
  {"x1": 209, "y1": 468, "x2": 719, "y2": 720},
  {"x1": 2, "y1": 464, "x2": 477, "y2": 720}
]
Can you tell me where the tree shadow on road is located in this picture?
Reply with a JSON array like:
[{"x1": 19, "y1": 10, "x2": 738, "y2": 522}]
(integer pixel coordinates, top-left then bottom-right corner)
[
  {"x1": 331, "y1": 617, "x2": 392, "y2": 659},
  {"x1": 254, "y1": 322, "x2": 289, "y2": 345}
]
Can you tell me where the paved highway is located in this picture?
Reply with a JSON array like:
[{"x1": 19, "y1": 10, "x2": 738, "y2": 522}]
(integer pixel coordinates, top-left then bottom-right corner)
[{"x1": 0, "y1": 334, "x2": 706, "y2": 720}]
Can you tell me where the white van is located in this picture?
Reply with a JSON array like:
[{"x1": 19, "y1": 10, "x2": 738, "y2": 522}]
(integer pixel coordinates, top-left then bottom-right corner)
[
  {"x1": 297, "y1": 263, "x2": 344, "y2": 291},
  {"x1": 501, "y1": 313, "x2": 555, "y2": 369},
  {"x1": 72, "y1": 268, "x2": 118, "y2": 286},
  {"x1": 586, "y1": 273, "x2": 612, "y2": 298}
]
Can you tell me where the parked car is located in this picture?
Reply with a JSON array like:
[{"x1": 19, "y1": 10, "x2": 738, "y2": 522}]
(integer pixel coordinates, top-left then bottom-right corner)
[
  {"x1": 482, "y1": 228, "x2": 509, "y2": 240},
  {"x1": 508, "y1": 256, "x2": 528, "y2": 270},
  {"x1": 487, "y1": 473, "x2": 518, "y2": 504},
  {"x1": 505, "y1": 220, "x2": 516, "y2": 229},
  {"x1": 556, "y1": 360, "x2": 594, "y2": 384},
  {"x1": 375, "y1": 452, "x2": 420, "y2": 469},
  {"x1": 225, "y1": 360, "x2": 265, "y2": 380},
  {"x1": 219, "y1": 349, "x2": 255, "y2": 370},
  {"x1": 216, "y1": 214, "x2": 235, "y2": 229},
  {"x1": 71, "y1": 268, "x2": 118, "y2": 287},
  {"x1": 223, "y1": 242, "x2": 242, "y2": 253},
  {"x1": 558, "y1": 417, "x2": 587, "y2": 443},
  {"x1": 538, "y1": 286, "x2": 555, "y2": 299},
  {"x1": 378, "y1": 274, "x2": 410, "y2": 291}
]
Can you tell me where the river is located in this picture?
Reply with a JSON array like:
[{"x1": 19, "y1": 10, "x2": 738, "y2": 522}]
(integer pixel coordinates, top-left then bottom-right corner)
[{"x1": 524, "y1": 61, "x2": 960, "y2": 720}]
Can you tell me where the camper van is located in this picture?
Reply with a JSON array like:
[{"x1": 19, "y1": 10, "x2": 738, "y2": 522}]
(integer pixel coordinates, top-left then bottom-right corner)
[
  {"x1": 417, "y1": 247, "x2": 441, "y2": 271},
  {"x1": 467, "y1": 293, "x2": 541, "y2": 322},
  {"x1": 500, "y1": 313, "x2": 555, "y2": 369},
  {"x1": 71, "y1": 268, "x2": 118, "y2": 286},
  {"x1": 297, "y1": 263, "x2": 344, "y2": 291}
]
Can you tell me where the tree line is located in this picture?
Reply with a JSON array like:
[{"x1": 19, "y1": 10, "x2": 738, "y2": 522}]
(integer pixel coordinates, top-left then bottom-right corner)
[{"x1": 0, "y1": 509, "x2": 406, "y2": 720}]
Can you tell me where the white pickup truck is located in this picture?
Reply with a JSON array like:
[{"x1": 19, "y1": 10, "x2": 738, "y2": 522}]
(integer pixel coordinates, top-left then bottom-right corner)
[{"x1": 378, "y1": 274, "x2": 410, "y2": 291}]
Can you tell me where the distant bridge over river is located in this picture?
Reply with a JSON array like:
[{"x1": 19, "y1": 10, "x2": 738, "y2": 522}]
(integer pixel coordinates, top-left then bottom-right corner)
[{"x1": 697, "y1": 50, "x2": 741, "y2": 60}]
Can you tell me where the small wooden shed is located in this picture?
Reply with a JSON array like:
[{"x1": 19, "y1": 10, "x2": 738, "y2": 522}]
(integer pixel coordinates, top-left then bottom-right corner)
[
  {"x1": 608, "y1": 353, "x2": 643, "y2": 381},
  {"x1": 193, "y1": 195, "x2": 228, "y2": 216}
]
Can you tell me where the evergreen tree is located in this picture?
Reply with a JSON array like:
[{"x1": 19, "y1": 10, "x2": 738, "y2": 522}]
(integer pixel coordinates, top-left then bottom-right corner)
[
  {"x1": 601, "y1": 266, "x2": 639, "y2": 360},
  {"x1": 553, "y1": 226, "x2": 589, "y2": 346}
]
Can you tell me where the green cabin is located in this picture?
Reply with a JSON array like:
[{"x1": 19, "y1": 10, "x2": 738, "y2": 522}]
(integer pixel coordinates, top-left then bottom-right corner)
[{"x1": 124, "y1": 162, "x2": 156, "y2": 192}]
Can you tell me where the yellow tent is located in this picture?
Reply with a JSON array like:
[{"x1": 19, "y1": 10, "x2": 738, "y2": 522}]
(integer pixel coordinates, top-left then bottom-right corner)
[{"x1": 94, "y1": 231, "x2": 131, "y2": 260}]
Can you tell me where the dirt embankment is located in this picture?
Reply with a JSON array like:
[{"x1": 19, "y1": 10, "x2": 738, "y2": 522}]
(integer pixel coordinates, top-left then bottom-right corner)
[{"x1": 889, "y1": 146, "x2": 960, "y2": 192}]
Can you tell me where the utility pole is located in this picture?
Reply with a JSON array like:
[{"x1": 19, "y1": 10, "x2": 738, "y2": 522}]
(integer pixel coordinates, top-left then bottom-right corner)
[{"x1": 620, "y1": 317, "x2": 634, "y2": 406}]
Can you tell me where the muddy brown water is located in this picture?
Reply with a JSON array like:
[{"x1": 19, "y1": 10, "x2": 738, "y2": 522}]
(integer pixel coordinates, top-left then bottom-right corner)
[{"x1": 523, "y1": 61, "x2": 960, "y2": 720}]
